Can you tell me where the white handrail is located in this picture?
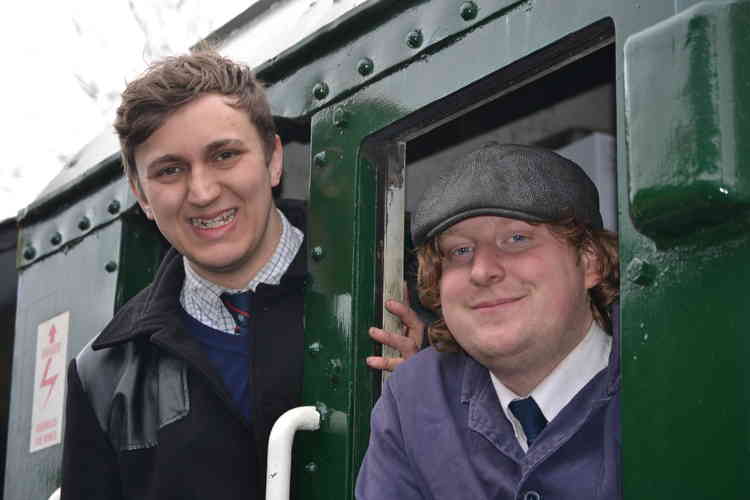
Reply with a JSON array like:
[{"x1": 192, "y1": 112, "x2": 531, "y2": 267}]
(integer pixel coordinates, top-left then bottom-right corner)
[
  {"x1": 265, "y1": 405, "x2": 321, "y2": 500},
  {"x1": 49, "y1": 488, "x2": 60, "y2": 500}
]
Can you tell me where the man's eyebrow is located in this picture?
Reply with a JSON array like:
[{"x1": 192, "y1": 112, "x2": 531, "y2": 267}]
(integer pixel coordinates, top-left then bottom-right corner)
[
  {"x1": 205, "y1": 138, "x2": 244, "y2": 155},
  {"x1": 440, "y1": 227, "x2": 462, "y2": 237},
  {"x1": 437, "y1": 229, "x2": 464, "y2": 247}
]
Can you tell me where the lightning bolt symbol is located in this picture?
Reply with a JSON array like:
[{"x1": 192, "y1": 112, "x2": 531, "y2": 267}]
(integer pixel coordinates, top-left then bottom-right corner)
[{"x1": 40, "y1": 358, "x2": 58, "y2": 407}]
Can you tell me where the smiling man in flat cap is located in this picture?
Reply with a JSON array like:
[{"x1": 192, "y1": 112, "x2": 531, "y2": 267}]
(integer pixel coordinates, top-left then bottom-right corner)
[{"x1": 356, "y1": 142, "x2": 621, "y2": 499}]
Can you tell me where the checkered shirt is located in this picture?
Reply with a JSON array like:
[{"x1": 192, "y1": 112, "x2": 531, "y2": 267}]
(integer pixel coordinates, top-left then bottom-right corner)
[{"x1": 179, "y1": 209, "x2": 304, "y2": 334}]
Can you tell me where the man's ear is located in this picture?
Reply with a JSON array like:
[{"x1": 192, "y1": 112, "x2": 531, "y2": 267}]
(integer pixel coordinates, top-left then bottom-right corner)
[
  {"x1": 268, "y1": 134, "x2": 283, "y2": 187},
  {"x1": 129, "y1": 176, "x2": 154, "y2": 220},
  {"x1": 582, "y1": 244, "x2": 602, "y2": 290}
]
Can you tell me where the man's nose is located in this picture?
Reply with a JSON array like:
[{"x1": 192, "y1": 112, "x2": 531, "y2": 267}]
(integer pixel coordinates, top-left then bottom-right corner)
[
  {"x1": 186, "y1": 166, "x2": 220, "y2": 206},
  {"x1": 469, "y1": 246, "x2": 505, "y2": 286}
]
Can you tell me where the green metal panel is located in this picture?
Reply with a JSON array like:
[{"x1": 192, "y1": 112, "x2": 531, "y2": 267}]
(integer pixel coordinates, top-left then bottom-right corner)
[
  {"x1": 622, "y1": 1, "x2": 750, "y2": 497},
  {"x1": 296, "y1": 103, "x2": 385, "y2": 499},
  {"x1": 625, "y1": 0, "x2": 750, "y2": 243}
]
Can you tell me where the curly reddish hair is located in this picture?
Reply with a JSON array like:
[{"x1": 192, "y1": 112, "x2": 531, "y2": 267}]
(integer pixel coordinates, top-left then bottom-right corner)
[{"x1": 417, "y1": 217, "x2": 619, "y2": 352}]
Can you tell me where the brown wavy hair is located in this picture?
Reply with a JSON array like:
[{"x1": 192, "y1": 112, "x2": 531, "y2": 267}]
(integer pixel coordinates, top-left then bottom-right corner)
[
  {"x1": 417, "y1": 217, "x2": 619, "y2": 352},
  {"x1": 114, "y1": 49, "x2": 276, "y2": 184}
]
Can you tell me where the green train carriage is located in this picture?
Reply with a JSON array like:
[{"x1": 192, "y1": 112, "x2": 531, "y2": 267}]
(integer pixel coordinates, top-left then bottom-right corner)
[{"x1": 1, "y1": 0, "x2": 749, "y2": 498}]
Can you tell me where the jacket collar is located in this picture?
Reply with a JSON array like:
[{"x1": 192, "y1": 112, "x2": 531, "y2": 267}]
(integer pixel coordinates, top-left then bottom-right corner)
[
  {"x1": 460, "y1": 338, "x2": 617, "y2": 464},
  {"x1": 92, "y1": 247, "x2": 185, "y2": 350}
]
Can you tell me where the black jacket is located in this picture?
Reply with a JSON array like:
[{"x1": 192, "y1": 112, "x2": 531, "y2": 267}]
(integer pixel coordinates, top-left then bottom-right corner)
[{"x1": 61, "y1": 202, "x2": 306, "y2": 500}]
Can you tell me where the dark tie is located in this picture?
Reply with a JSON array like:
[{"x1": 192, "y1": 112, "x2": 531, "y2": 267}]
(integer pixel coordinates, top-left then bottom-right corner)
[
  {"x1": 509, "y1": 397, "x2": 547, "y2": 447},
  {"x1": 220, "y1": 291, "x2": 251, "y2": 334}
]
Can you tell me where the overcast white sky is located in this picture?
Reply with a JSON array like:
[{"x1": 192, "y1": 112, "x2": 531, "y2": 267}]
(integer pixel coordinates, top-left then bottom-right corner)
[{"x1": 1, "y1": 1, "x2": 251, "y2": 221}]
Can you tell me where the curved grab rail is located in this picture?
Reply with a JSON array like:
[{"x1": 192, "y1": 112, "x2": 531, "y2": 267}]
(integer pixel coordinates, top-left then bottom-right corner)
[{"x1": 266, "y1": 405, "x2": 321, "y2": 500}]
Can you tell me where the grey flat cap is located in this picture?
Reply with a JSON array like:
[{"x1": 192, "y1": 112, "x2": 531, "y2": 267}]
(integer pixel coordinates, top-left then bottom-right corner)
[{"x1": 411, "y1": 143, "x2": 603, "y2": 246}]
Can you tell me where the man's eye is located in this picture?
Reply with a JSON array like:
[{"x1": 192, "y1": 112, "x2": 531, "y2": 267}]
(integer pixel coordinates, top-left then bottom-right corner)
[
  {"x1": 449, "y1": 246, "x2": 474, "y2": 259},
  {"x1": 215, "y1": 150, "x2": 239, "y2": 162},
  {"x1": 156, "y1": 166, "x2": 182, "y2": 177},
  {"x1": 500, "y1": 233, "x2": 532, "y2": 251}
]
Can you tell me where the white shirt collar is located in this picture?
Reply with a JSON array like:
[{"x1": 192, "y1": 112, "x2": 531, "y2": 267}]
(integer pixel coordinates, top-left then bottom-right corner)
[
  {"x1": 179, "y1": 209, "x2": 303, "y2": 334},
  {"x1": 490, "y1": 321, "x2": 611, "y2": 451}
]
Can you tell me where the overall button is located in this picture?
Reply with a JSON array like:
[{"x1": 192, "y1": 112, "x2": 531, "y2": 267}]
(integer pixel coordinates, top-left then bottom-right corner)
[{"x1": 523, "y1": 491, "x2": 541, "y2": 500}]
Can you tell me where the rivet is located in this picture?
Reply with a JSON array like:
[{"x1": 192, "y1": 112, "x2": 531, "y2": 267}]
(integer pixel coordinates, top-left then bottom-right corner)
[
  {"x1": 459, "y1": 1, "x2": 478, "y2": 21},
  {"x1": 78, "y1": 216, "x2": 91, "y2": 231},
  {"x1": 315, "y1": 401, "x2": 330, "y2": 424},
  {"x1": 333, "y1": 107, "x2": 348, "y2": 128},
  {"x1": 23, "y1": 246, "x2": 36, "y2": 260},
  {"x1": 312, "y1": 246, "x2": 325, "y2": 261},
  {"x1": 105, "y1": 261, "x2": 118, "y2": 273},
  {"x1": 313, "y1": 82, "x2": 329, "y2": 100},
  {"x1": 313, "y1": 151, "x2": 328, "y2": 168},
  {"x1": 329, "y1": 358, "x2": 343, "y2": 373},
  {"x1": 328, "y1": 358, "x2": 343, "y2": 386},
  {"x1": 304, "y1": 462, "x2": 318, "y2": 473},
  {"x1": 357, "y1": 57, "x2": 374, "y2": 76},
  {"x1": 50, "y1": 232, "x2": 62, "y2": 246},
  {"x1": 308, "y1": 341, "x2": 322, "y2": 354},
  {"x1": 627, "y1": 258, "x2": 656, "y2": 286},
  {"x1": 107, "y1": 200, "x2": 121, "y2": 215},
  {"x1": 406, "y1": 29, "x2": 423, "y2": 49}
]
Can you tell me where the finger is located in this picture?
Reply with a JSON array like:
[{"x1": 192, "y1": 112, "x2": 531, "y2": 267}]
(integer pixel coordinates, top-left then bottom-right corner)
[
  {"x1": 369, "y1": 328, "x2": 418, "y2": 357},
  {"x1": 383, "y1": 301, "x2": 425, "y2": 348},
  {"x1": 384, "y1": 299, "x2": 422, "y2": 330},
  {"x1": 366, "y1": 356, "x2": 405, "y2": 372}
]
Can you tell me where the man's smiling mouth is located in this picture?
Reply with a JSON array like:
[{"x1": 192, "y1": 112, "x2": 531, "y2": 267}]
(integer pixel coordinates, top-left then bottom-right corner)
[
  {"x1": 190, "y1": 208, "x2": 237, "y2": 229},
  {"x1": 472, "y1": 296, "x2": 524, "y2": 310}
]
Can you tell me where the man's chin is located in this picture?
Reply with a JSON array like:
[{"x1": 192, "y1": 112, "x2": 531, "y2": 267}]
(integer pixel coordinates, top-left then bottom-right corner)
[{"x1": 187, "y1": 254, "x2": 251, "y2": 280}]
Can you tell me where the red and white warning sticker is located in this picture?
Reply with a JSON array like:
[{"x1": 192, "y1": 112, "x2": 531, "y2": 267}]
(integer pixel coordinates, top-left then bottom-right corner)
[{"x1": 30, "y1": 311, "x2": 69, "y2": 453}]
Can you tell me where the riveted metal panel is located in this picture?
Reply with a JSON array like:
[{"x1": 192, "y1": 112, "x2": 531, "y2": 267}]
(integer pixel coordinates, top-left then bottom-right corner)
[
  {"x1": 17, "y1": 177, "x2": 137, "y2": 269},
  {"x1": 260, "y1": 0, "x2": 533, "y2": 119},
  {"x1": 620, "y1": 1, "x2": 750, "y2": 498},
  {"x1": 625, "y1": 0, "x2": 750, "y2": 244},
  {"x1": 295, "y1": 102, "x2": 383, "y2": 500}
]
